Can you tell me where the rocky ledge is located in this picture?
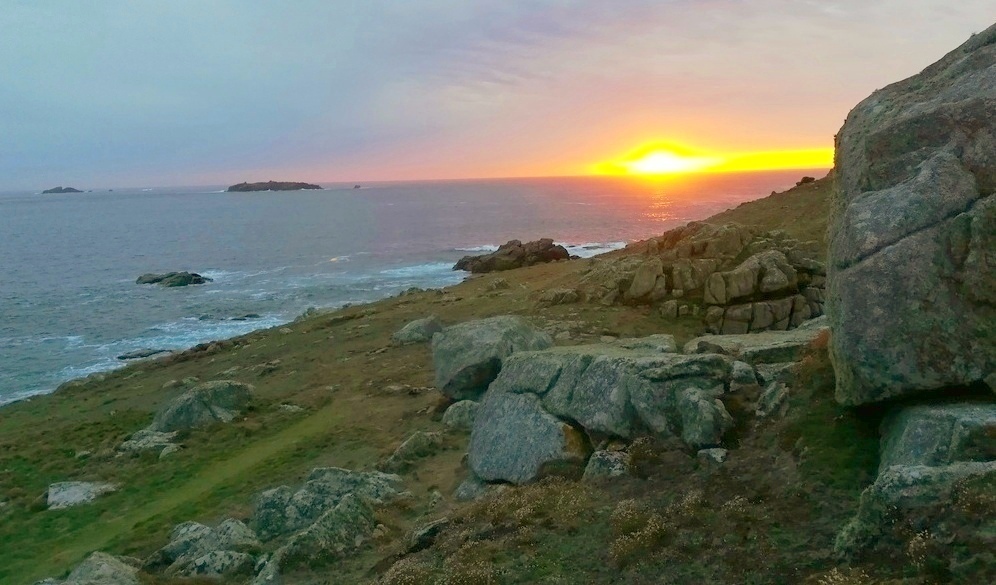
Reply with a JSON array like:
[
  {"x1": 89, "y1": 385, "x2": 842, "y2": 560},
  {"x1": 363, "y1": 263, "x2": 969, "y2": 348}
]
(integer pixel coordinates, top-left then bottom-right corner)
[
  {"x1": 136, "y1": 272, "x2": 213, "y2": 287},
  {"x1": 227, "y1": 181, "x2": 322, "y2": 192},
  {"x1": 454, "y1": 238, "x2": 570, "y2": 273}
]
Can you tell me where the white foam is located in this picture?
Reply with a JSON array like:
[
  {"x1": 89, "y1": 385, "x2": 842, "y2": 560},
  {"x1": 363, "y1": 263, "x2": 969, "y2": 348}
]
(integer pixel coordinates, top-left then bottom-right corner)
[
  {"x1": 559, "y1": 241, "x2": 627, "y2": 258},
  {"x1": 455, "y1": 245, "x2": 501, "y2": 253}
]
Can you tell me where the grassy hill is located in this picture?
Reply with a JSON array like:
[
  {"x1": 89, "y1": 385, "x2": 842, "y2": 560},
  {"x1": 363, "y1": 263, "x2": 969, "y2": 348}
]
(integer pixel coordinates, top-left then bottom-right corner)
[{"x1": 0, "y1": 174, "x2": 949, "y2": 585}]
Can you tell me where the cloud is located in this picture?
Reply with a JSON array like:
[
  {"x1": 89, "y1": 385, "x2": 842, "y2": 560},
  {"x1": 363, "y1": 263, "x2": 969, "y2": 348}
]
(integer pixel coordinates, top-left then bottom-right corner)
[{"x1": 0, "y1": 1, "x2": 991, "y2": 188}]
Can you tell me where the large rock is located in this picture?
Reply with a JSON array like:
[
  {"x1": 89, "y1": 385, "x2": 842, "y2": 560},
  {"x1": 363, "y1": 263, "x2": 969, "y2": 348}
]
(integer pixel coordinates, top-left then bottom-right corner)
[
  {"x1": 879, "y1": 403, "x2": 996, "y2": 472},
  {"x1": 118, "y1": 429, "x2": 179, "y2": 455},
  {"x1": 828, "y1": 24, "x2": 996, "y2": 405},
  {"x1": 468, "y1": 391, "x2": 591, "y2": 484},
  {"x1": 431, "y1": 315, "x2": 552, "y2": 400},
  {"x1": 835, "y1": 461, "x2": 996, "y2": 555},
  {"x1": 836, "y1": 400, "x2": 996, "y2": 557},
  {"x1": 273, "y1": 493, "x2": 377, "y2": 568},
  {"x1": 145, "y1": 518, "x2": 260, "y2": 576},
  {"x1": 683, "y1": 322, "x2": 827, "y2": 364},
  {"x1": 391, "y1": 315, "x2": 443, "y2": 346},
  {"x1": 380, "y1": 431, "x2": 444, "y2": 472},
  {"x1": 136, "y1": 272, "x2": 213, "y2": 287},
  {"x1": 56, "y1": 552, "x2": 140, "y2": 585},
  {"x1": 703, "y1": 250, "x2": 797, "y2": 305},
  {"x1": 467, "y1": 337, "x2": 736, "y2": 484},
  {"x1": 442, "y1": 400, "x2": 479, "y2": 430},
  {"x1": 148, "y1": 380, "x2": 253, "y2": 433},
  {"x1": 47, "y1": 481, "x2": 117, "y2": 509},
  {"x1": 252, "y1": 467, "x2": 402, "y2": 541},
  {"x1": 454, "y1": 238, "x2": 569, "y2": 273}
]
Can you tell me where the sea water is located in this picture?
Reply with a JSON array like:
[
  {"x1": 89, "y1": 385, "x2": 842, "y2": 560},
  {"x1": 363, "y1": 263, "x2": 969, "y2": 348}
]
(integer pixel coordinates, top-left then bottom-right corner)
[{"x1": 0, "y1": 171, "x2": 824, "y2": 404}]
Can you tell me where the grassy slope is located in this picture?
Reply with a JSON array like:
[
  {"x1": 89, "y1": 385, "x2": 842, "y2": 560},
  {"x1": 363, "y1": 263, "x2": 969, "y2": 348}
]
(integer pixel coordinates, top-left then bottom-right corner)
[{"x1": 0, "y1": 176, "x2": 879, "y2": 585}]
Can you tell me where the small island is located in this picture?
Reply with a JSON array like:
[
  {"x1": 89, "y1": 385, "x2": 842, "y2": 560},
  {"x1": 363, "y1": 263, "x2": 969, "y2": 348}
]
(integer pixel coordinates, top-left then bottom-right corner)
[
  {"x1": 226, "y1": 181, "x2": 322, "y2": 192},
  {"x1": 42, "y1": 186, "x2": 83, "y2": 194}
]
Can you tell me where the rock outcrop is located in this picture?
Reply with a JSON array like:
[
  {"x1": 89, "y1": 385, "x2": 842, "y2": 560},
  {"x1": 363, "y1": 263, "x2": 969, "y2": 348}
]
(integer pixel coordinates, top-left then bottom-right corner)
[
  {"x1": 391, "y1": 315, "x2": 443, "y2": 346},
  {"x1": 147, "y1": 380, "x2": 253, "y2": 433},
  {"x1": 37, "y1": 552, "x2": 140, "y2": 585},
  {"x1": 454, "y1": 238, "x2": 570, "y2": 273},
  {"x1": 145, "y1": 518, "x2": 260, "y2": 578},
  {"x1": 42, "y1": 186, "x2": 83, "y2": 194},
  {"x1": 836, "y1": 403, "x2": 996, "y2": 556},
  {"x1": 252, "y1": 467, "x2": 403, "y2": 541},
  {"x1": 431, "y1": 316, "x2": 552, "y2": 400},
  {"x1": 575, "y1": 222, "x2": 825, "y2": 334},
  {"x1": 136, "y1": 272, "x2": 213, "y2": 287},
  {"x1": 468, "y1": 336, "x2": 738, "y2": 484},
  {"x1": 227, "y1": 181, "x2": 322, "y2": 192},
  {"x1": 47, "y1": 481, "x2": 118, "y2": 509},
  {"x1": 828, "y1": 23, "x2": 996, "y2": 405}
]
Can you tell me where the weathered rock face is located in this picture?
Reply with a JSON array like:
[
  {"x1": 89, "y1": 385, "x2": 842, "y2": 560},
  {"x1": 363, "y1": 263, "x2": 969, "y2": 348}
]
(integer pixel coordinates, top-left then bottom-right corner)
[
  {"x1": 469, "y1": 391, "x2": 591, "y2": 484},
  {"x1": 118, "y1": 429, "x2": 179, "y2": 457},
  {"x1": 582, "y1": 450, "x2": 631, "y2": 481},
  {"x1": 467, "y1": 337, "x2": 737, "y2": 484},
  {"x1": 252, "y1": 467, "x2": 403, "y2": 541},
  {"x1": 431, "y1": 316, "x2": 553, "y2": 400},
  {"x1": 47, "y1": 481, "x2": 117, "y2": 509},
  {"x1": 380, "y1": 431, "x2": 444, "y2": 472},
  {"x1": 136, "y1": 272, "x2": 213, "y2": 287},
  {"x1": 148, "y1": 380, "x2": 253, "y2": 433},
  {"x1": 575, "y1": 222, "x2": 825, "y2": 333},
  {"x1": 145, "y1": 518, "x2": 261, "y2": 577},
  {"x1": 441, "y1": 400, "x2": 479, "y2": 430},
  {"x1": 836, "y1": 402, "x2": 996, "y2": 557},
  {"x1": 57, "y1": 552, "x2": 140, "y2": 585},
  {"x1": 878, "y1": 403, "x2": 996, "y2": 472},
  {"x1": 274, "y1": 492, "x2": 377, "y2": 568},
  {"x1": 391, "y1": 315, "x2": 443, "y2": 346},
  {"x1": 828, "y1": 24, "x2": 996, "y2": 405},
  {"x1": 683, "y1": 321, "x2": 828, "y2": 365},
  {"x1": 454, "y1": 238, "x2": 570, "y2": 273}
]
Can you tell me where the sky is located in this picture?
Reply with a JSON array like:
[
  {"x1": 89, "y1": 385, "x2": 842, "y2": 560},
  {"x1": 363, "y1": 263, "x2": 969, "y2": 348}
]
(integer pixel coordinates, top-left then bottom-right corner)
[{"x1": 1, "y1": 1, "x2": 992, "y2": 189}]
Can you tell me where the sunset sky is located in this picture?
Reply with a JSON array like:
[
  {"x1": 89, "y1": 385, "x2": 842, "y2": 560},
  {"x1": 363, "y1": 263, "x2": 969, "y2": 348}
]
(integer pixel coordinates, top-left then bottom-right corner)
[{"x1": 1, "y1": 1, "x2": 992, "y2": 189}]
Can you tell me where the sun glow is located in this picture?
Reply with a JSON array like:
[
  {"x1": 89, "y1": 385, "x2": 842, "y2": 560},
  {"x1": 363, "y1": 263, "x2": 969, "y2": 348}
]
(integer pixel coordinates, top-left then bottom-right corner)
[
  {"x1": 592, "y1": 143, "x2": 833, "y2": 176},
  {"x1": 593, "y1": 144, "x2": 721, "y2": 176}
]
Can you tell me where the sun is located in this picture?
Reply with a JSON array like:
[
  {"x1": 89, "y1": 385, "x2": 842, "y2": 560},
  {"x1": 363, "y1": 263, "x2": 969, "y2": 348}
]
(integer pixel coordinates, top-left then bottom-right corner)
[
  {"x1": 626, "y1": 150, "x2": 720, "y2": 174},
  {"x1": 593, "y1": 143, "x2": 723, "y2": 176}
]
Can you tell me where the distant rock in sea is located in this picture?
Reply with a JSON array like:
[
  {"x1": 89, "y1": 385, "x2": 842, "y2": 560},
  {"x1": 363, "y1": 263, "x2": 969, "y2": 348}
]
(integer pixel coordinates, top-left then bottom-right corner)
[
  {"x1": 42, "y1": 186, "x2": 83, "y2": 194},
  {"x1": 454, "y1": 238, "x2": 570, "y2": 273},
  {"x1": 136, "y1": 272, "x2": 213, "y2": 287},
  {"x1": 226, "y1": 181, "x2": 322, "y2": 192}
]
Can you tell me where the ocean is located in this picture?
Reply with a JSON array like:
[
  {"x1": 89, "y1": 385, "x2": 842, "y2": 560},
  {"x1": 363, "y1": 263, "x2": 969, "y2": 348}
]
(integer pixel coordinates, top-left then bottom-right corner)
[{"x1": 0, "y1": 171, "x2": 824, "y2": 405}]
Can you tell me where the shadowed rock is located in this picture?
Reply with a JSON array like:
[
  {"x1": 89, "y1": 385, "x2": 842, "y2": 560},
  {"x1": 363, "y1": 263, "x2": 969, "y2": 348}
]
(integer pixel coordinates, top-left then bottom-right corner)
[
  {"x1": 148, "y1": 380, "x2": 253, "y2": 433},
  {"x1": 431, "y1": 315, "x2": 552, "y2": 400},
  {"x1": 136, "y1": 272, "x2": 213, "y2": 287},
  {"x1": 454, "y1": 238, "x2": 569, "y2": 273},
  {"x1": 828, "y1": 22, "x2": 996, "y2": 405}
]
